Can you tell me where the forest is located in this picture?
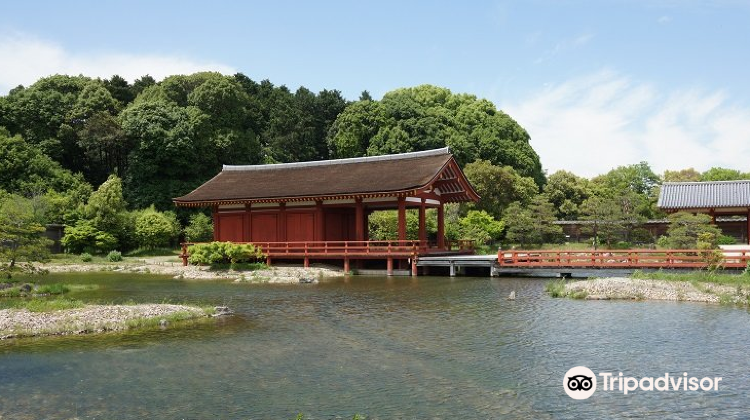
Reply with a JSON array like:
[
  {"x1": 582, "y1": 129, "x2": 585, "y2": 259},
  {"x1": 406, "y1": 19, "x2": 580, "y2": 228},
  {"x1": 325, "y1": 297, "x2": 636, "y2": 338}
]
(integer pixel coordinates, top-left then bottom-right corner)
[{"x1": 1, "y1": 72, "x2": 748, "y2": 259}]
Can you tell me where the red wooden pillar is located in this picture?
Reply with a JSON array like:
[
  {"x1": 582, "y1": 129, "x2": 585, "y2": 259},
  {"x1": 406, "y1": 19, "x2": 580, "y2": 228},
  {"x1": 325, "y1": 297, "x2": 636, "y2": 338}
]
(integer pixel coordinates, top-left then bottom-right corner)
[
  {"x1": 437, "y1": 203, "x2": 445, "y2": 250},
  {"x1": 709, "y1": 208, "x2": 716, "y2": 224},
  {"x1": 747, "y1": 208, "x2": 750, "y2": 245},
  {"x1": 418, "y1": 199, "x2": 426, "y2": 244},
  {"x1": 279, "y1": 202, "x2": 287, "y2": 241},
  {"x1": 344, "y1": 257, "x2": 350, "y2": 273},
  {"x1": 355, "y1": 198, "x2": 365, "y2": 241},
  {"x1": 244, "y1": 203, "x2": 252, "y2": 242},
  {"x1": 212, "y1": 205, "x2": 220, "y2": 241},
  {"x1": 387, "y1": 257, "x2": 393, "y2": 276},
  {"x1": 315, "y1": 200, "x2": 325, "y2": 242},
  {"x1": 397, "y1": 196, "x2": 407, "y2": 241}
]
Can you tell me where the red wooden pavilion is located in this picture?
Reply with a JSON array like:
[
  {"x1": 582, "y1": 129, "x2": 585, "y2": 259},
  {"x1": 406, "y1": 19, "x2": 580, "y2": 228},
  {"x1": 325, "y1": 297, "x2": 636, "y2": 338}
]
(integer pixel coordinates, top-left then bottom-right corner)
[{"x1": 173, "y1": 148, "x2": 480, "y2": 273}]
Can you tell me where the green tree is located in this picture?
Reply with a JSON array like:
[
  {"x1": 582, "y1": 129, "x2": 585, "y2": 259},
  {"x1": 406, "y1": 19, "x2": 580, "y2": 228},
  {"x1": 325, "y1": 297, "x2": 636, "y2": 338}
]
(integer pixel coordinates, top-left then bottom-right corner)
[
  {"x1": 528, "y1": 196, "x2": 564, "y2": 244},
  {"x1": 184, "y1": 213, "x2": 214, "y2": 242},
  {"x1": 0, "y1": 128, "x2": 92, "y2": 198},
  {"x1": 327, "y1": 84, "x2": 544, "y2": 186},
  {"x1": 61, "y1": 220, "x2": 118, "y2": 254},
  {"x1": 664, "y1": 212, "x2": 722, "y2": 249},
  {"x1": 367, "y1": 210, "x2": 436, "y2": 240},
  {"x1": 463, "y1": 159, "x2": 538, "y2": 219},
  {"x1": 663, "y1": 168, "x2": 701, "y2": 182},
  {"x1": 579, "y1": 196, "x2": 623, "y2": 249},
  {"x1": 543, "y1": 170, "x2": 591, "y2": 220},
  {"x1": 503, "y1": 202, "x2": 539, "y2": 247},
  {"x1": 134, "y1": 207, "x2": 181, "y2": 249},
  {"x1": 458, "y1": 210, "x2": 504, "y2": 245},
  {"x1": 0, "y1": 195, "x2": 52, "y2": 277},
  {"x1": 701, "y1": 167, "x2": 746, "y2": 181}
]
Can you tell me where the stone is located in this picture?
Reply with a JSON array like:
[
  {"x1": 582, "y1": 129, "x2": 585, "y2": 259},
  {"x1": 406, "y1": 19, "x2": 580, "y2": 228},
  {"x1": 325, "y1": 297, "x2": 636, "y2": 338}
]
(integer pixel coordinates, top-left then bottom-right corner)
[
  {"x1": 213, "y1": 306, "x2": 233, "y2": 316},
  {"x1": 507, "y1": 291, "x2": 516, "y2": 301}
]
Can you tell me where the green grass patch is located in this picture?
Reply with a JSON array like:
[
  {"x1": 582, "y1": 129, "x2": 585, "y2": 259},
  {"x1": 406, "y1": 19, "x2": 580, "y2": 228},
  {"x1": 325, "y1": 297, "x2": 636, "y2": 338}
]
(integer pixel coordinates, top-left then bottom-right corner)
[
  {"x1": 9, "y1": 298, "x2": 86, "y2": 312},
  {"x1": 632, "y1": 269, "x2": 750, "y2": 286},
  {"x1": 545, "y1": 279, "x2": 568, "y2": 298},
  {"x1": 124, "y1": 310, "x2": 202, "y2": 329},
  {"x1": 124, "y1": 247, "x2": 180, "y2": 258},
  {"x1": 35, "y1": 283, "x2": 70, "y2": 295}
]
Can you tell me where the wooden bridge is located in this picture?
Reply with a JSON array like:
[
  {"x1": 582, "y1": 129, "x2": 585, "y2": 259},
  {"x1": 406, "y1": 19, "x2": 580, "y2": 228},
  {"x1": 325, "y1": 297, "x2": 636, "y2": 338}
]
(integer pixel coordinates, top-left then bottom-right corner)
[{"x1": 491, "y1": 249, "x2": 750, "y2": 278}]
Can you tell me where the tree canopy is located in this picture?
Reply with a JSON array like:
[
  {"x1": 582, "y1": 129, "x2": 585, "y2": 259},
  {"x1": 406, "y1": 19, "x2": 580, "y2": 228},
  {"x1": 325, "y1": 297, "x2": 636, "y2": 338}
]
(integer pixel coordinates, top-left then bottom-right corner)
[{"x1": 327, "y1": 85, "x2": 545, "y2": 186}]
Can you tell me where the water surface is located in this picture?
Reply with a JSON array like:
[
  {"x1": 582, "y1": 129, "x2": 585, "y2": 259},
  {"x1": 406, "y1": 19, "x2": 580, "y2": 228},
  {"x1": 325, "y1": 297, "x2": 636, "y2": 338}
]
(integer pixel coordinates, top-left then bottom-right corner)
[{"x1": 0, "y1": 273, "x2": 747, "y2": 419}]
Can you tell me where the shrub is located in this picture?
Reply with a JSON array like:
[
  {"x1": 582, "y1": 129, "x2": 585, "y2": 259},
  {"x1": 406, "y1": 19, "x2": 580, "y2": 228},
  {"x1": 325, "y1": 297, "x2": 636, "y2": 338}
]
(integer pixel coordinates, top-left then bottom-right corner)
[
  {"x1": 61, "y1": 220, "x2": 118, "y2": 254},
  {"x1": 184, "y1": 213, "x2": 214, "y2": 242},
  {"x1": 107, "y1": 250, "x2": 123, "y2": 262},
  {"x1": 188, "y1": 242, "x2": 264, "y2": 266},
  {"x1": 80, "y1": 252, "x2": 93, "y2": 262},
  {"x1": 135, "y1": 206, "x2": 180, "y2": 249},
  {"x1": 459, "y1": 210, "x2": 505, "y2": 245},
  {"x1": 717, "y1": 235, "x2": 736, "y2": 245}
]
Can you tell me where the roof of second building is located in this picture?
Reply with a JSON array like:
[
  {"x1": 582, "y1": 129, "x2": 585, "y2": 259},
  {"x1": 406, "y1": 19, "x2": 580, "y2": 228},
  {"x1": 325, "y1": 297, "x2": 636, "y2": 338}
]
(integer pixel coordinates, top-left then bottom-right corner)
[{"x1": 657, "y1": 180, "x2": 750, "y2": 209}]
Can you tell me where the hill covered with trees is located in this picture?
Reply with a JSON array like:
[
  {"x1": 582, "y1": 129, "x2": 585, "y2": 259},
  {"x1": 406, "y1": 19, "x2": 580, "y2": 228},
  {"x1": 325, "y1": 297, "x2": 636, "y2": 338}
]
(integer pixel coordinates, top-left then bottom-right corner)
[{"x1": 1, "y1": 71, "x2": 748, "y2": 258}]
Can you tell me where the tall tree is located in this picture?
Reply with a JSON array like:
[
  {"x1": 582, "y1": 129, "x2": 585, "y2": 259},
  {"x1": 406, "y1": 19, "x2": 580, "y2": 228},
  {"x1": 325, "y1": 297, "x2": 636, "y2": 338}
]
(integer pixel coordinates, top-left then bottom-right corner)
[
  {"x1": 0, "y1": 195, "x2": 52, "y2": 278},
  {"x1": 327, "y1": 84, "x2": 545, "y2": 186}
]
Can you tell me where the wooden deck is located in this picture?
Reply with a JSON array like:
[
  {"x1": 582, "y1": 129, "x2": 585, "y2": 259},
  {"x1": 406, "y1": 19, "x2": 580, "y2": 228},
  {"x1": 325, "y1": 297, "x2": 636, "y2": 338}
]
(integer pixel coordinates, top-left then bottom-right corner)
[
  {"x1": 180, "y1": 240, "x2": 475, "y2": 275},
  {"x1": 497, "y1": 249, "x2": 750, "y2": 269}
]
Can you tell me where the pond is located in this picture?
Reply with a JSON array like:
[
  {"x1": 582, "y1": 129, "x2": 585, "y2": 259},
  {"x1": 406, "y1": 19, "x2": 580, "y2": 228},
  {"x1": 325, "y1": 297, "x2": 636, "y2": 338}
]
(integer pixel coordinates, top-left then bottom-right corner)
[{"x1": 0, "y1": 272, "x2": 748, "y2": 419}]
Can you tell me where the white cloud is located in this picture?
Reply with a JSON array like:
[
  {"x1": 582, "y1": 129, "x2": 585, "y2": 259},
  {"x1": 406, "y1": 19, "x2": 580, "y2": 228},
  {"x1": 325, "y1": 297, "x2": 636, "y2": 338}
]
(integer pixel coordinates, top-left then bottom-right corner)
[
  {"x1": 502, "y1": 70, "x2": 750, "y2": 177},
  {"x1": 0, "y1": 32, "x2": 236, "y2": 93},
  {"x1": 658, "y1": 15, "x2": 672, "y2": 24},
  {"x1": 534, "y1": 33, "x2": 594, "y2": 64}
]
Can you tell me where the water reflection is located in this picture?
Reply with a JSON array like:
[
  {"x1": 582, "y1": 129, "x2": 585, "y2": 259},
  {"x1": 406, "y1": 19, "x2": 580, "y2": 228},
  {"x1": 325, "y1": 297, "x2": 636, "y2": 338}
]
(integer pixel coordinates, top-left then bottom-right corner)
[{"x1": 0, "y1": 273, "x2": 747, "y2": 419}]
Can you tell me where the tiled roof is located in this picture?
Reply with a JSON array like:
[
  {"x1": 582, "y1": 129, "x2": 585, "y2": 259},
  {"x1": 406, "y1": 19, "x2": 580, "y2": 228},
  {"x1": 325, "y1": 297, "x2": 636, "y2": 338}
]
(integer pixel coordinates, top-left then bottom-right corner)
[
  {"x1": 657, "y1": 181, "x2": 750, "y2": 209},
  {"x1": 174, "y1": 148, "x2": 479, "y2": 206}
]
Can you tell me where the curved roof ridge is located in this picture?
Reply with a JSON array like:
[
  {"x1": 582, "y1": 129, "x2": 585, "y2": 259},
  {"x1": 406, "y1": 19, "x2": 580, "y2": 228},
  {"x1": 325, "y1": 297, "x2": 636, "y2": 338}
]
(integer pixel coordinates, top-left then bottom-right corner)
[
  {"x1": 662, "y1": 180, "x2": 750, "y2": 185},
  {"x1": 223, "y1": 147, "x2": 450, "y2": 172}
]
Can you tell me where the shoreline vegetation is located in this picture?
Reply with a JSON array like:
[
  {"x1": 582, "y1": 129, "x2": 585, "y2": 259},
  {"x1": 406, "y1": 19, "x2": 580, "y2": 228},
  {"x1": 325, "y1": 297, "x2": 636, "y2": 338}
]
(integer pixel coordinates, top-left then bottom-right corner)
[
  {"x1": 0, "y1": 302, "x2": 224, "y2": 340},
  {"x1": 36, "y1": 258, "x2": 344, "y2": 284},
  {"x1": 548, "y1": 271, "x2": 750, "y2": 304}
]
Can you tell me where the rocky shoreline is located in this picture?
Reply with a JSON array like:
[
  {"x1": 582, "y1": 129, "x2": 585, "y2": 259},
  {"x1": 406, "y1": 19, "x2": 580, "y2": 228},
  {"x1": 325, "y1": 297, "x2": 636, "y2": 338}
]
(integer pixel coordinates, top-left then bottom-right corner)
[
  {"x1": 0, "y1": 304, "x2": 223, "y2": 340},
  {"x1": 38, "y1": 260, "x2": 344, "y2": 283},
  {"x1": 561, "y1": 277, "x2": 746, "y2": 303}
]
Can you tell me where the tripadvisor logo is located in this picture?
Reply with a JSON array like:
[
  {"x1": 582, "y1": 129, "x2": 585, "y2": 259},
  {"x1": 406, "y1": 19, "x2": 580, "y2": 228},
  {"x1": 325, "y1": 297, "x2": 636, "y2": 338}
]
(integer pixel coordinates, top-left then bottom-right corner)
[{"x1": 563, "y1": 366, "x2": 723, "y2": 399}]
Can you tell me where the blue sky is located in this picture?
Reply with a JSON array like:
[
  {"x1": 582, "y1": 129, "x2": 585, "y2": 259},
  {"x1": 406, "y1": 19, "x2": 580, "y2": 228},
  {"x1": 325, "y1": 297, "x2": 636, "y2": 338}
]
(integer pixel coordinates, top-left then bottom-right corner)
[{"x1": 1, "y1": 0, "x2": 749, "y2": 176}]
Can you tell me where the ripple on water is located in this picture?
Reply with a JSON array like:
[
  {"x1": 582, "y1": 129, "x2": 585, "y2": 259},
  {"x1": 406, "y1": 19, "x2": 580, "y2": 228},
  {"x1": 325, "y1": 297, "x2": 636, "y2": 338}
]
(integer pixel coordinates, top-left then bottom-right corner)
[{"x1": 1, "y1": 274, "x2": 749, "y2": 418}]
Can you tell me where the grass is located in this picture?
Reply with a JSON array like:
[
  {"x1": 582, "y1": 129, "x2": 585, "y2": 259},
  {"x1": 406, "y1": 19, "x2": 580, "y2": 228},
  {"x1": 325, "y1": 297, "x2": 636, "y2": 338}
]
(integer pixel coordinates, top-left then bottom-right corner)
[
  {"x1": 1, "y1": 297, "x2": 86, "y2": 312},
  {"x1": 124, "y1": 247, "x2": 181, "y2": 257},
  {"x1": 545, "y1": 279, "x2": 568, "y2": 297},
  {"x1": 0, "y1": 282, "x2": 77, "y2": 297},
  {"x1": 124, "y1": 310, "x2": 205, "y2": 329},
  {"x1": 631, "y1": 269, "x2": 750, "y2": 286}
]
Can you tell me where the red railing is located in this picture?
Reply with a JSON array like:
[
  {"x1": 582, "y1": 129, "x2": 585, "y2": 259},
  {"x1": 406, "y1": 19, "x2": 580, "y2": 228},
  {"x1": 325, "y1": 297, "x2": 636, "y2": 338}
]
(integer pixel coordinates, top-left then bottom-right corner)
[{"x1": 497, "y1": 249, "x2": 750, "y2": 269}]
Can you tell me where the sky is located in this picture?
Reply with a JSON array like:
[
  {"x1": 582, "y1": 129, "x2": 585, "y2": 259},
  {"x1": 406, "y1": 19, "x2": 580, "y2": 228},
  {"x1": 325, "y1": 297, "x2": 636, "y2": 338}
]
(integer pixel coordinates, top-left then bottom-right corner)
[{"x1": 1, "y1": 0, "x2": 749, "y2": 177}]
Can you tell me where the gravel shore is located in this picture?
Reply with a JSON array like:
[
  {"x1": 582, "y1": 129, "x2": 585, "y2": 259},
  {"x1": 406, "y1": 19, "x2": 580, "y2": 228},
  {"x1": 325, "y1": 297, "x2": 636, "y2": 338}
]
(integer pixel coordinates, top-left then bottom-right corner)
[
  {"x1": 0, "y1": 304, "x2": 212, "y2": 339},
  {"x1": 563, "y1": 277, "x2": 742, "y2": 302},
  {"x1": 38, "y1": 260, "x2": 343, "y2": 283}
]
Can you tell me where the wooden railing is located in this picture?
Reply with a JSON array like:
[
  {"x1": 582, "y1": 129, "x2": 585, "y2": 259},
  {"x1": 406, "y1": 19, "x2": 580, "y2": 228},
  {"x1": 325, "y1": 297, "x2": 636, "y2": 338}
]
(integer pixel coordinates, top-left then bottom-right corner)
[{"x1": 497, "y1": 249, "x2": 750, "y2": 269}]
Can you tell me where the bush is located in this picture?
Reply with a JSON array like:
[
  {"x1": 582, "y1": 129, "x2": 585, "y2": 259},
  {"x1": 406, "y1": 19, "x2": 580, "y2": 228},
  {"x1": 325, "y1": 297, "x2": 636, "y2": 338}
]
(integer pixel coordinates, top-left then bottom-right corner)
[
  {"x1": 135, "y1": 206, "x2": 180, "y2": 249},
  {"x1": 107, "y1": 250, "x2": 123, "y2": 262},
  {"x1": 61, "y1": 220, "x2": 118, "y2": 254},
  {"x1": 80, "y1": 252, "x2": 93, "y2": 262},
  {"x1": 614, "y1": 241, "x2": 632, "y2": 250},
  {"x1": 459, "y1": 210, "x2": 505, "y2": 245},
  {"x1": 188, "y1": 242, "x2": 264, "y2": 266},
  {"x1": 184, "y1": 213, "x2": 214, "y2": 242},
  {"x1": 717, "y1": 235, "x2": 737, "y2": 245}
]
